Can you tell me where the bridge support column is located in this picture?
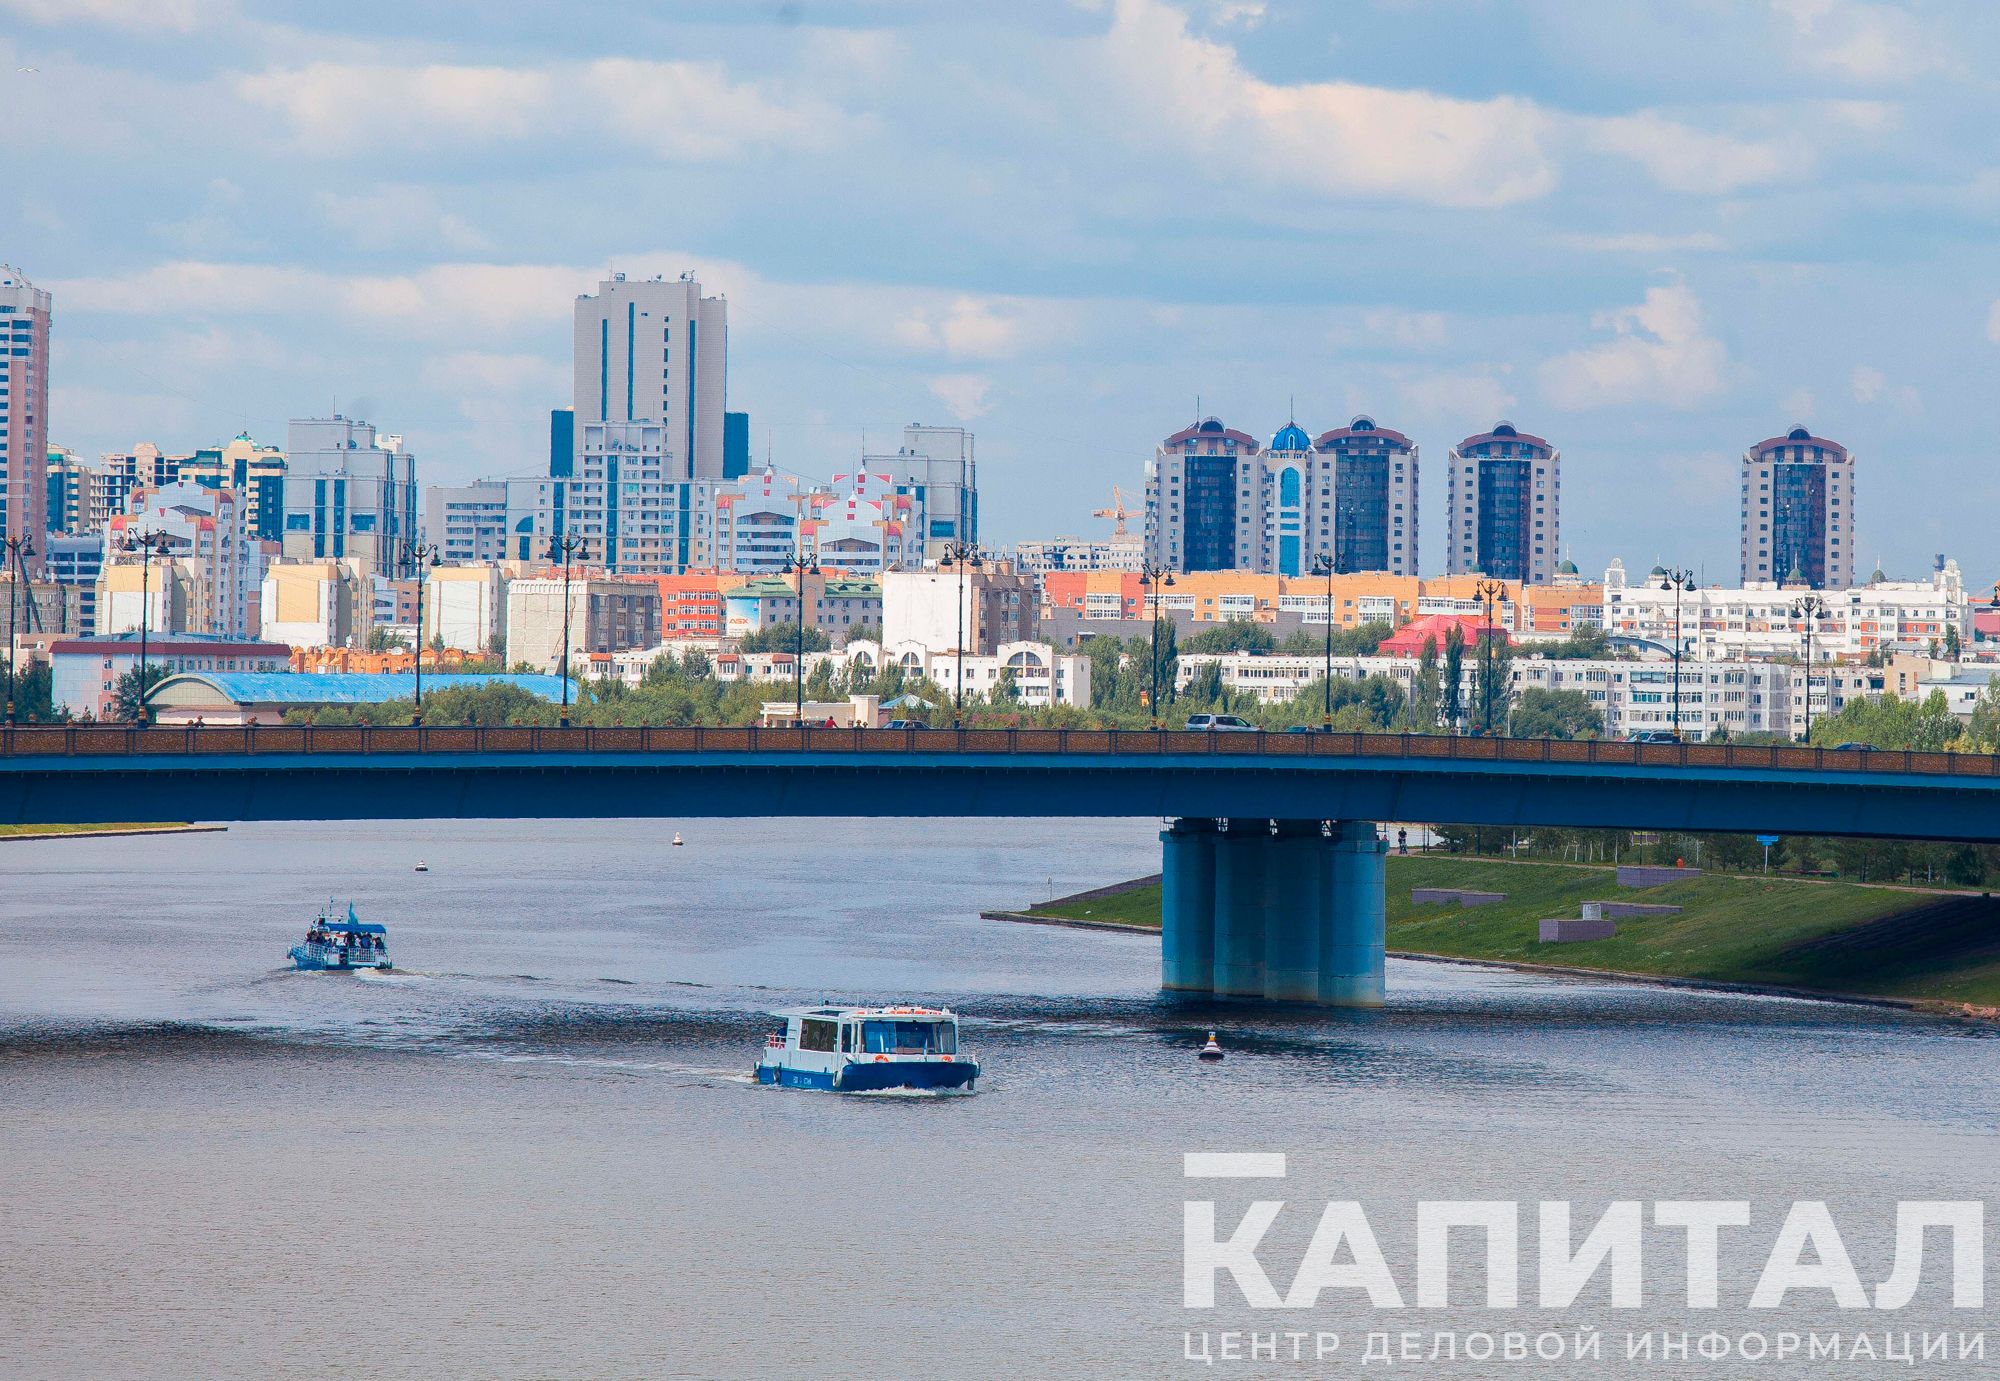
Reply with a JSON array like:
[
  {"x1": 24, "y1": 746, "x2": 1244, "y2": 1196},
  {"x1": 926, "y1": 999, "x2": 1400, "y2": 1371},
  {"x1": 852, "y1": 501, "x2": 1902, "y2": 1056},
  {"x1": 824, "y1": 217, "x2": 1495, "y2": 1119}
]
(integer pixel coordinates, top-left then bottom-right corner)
[
  {"x1": 1262, "y1": 819, "x2": 1324, "y2": 1001},
  {"x1": 1319, "y1": 820, "x2": 1387, "y2": 1009},
  {"x1": 1212, "y1": 819, "x2": 1270, "y2": 997},
  {"x1": 1159, "y1": 818, "x2": 1219, "y2": 992}
]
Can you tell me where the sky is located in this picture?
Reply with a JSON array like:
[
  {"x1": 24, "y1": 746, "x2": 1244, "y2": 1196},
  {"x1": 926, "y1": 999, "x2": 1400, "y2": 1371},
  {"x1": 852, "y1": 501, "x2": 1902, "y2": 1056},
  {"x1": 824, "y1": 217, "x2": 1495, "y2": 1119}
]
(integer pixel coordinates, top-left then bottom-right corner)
[{"x1": 4, "y1": 0, "x2": 2000, "y2": 586}]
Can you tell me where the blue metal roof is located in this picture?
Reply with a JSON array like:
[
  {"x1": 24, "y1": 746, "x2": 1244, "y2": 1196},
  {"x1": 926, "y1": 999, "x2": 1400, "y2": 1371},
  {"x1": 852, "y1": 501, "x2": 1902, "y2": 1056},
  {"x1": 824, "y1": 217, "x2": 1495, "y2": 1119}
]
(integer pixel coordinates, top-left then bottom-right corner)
[
  {"x1": 325, "y1": 920, "x2": 387, "y2": 934},
  {"x1": 160, "y1": 672, "x2": 578, "y2": 705}
]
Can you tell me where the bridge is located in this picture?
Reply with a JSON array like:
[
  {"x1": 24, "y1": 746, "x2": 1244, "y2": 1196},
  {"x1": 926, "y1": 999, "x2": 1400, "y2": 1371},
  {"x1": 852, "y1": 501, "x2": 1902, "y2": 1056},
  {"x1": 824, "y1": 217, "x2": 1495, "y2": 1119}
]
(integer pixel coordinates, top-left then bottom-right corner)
[{"x1": 9, "y1": 723, "x2": 2000, "y2": 1010}]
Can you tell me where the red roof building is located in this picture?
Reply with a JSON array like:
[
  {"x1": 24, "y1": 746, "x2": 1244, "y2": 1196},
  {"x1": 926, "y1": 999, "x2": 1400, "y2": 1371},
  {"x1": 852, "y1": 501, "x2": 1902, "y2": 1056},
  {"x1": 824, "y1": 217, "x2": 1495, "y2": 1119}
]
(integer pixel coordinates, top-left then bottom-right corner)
[{"x1": 1377, "y1": 612, "x2": 1508, "y2": 658}]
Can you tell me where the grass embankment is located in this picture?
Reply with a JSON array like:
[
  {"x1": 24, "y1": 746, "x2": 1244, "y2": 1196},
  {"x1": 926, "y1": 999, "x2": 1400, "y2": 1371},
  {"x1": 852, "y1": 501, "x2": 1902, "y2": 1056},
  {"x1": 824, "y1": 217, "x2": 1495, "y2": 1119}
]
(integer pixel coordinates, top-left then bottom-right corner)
[
  {"x1": 0, "y1": 822, "x2": 209, "y2": 840},
  {"x1": 1026, "y1": 856, "x2": 2000, "y2": 1008}
]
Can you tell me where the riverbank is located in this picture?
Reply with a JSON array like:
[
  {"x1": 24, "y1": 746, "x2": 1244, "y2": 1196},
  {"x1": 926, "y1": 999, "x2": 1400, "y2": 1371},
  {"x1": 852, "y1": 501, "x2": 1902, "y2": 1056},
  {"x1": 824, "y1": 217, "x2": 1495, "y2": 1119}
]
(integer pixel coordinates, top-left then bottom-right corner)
[
  {"x1": 1002, "y1": 855, "x2": 2000, "y2": 1012},
  {"x1": 0, "y1": 823, "x2": 223, "y2": 842}
]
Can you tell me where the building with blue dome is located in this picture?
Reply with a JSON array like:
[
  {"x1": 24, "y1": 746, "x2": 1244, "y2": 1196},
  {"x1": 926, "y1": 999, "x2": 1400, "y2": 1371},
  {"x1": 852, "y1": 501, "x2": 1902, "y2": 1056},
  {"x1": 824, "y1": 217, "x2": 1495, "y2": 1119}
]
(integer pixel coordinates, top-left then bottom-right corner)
[{"x1": 1144, "y1": 413, "x2": 1418, "y2": 577}]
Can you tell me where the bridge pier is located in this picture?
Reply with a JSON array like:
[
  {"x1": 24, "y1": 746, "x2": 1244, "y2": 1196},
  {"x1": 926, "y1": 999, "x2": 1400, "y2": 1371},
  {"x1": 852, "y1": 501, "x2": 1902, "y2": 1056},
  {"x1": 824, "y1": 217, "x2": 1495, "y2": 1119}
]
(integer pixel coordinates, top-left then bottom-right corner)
[{"x1": 1159, "y1": 817, "x2": 1386, "y2": 1008}]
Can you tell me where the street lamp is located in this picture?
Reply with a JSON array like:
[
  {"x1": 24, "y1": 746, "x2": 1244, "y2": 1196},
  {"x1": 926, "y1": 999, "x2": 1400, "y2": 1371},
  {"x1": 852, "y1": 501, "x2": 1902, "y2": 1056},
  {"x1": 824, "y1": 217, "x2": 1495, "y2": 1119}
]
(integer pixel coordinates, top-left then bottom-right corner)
[
  {"x1": 939, "y1": 541, "x2": 981, "y2": 728},
  {"x1": 1792, "y1": 593, "x2": 1827, "y2": 742},
  {"x1": 1473, "y1": 578, "x2": 1506, "y2": 736},
  {"x1": 122, "y1": 527, "x2": 176, "y2": 726},
  {"x1": 400, "y1": 540, "x2": 440, "y2": 726},
  {"x1": 1311, "y1": 547, "x2": 1338, "y2": 730},
  {"x1": 545, "y1": 531, "x2": 589, "y2": 728},
  {"x1": 1658, "y1": 567, "x2": 1696, "y2": 741},
  {"x1": 782, "y1": 549, "x2": 821, "y2": 728},
  {"x1": 4, "y1": 534, "x2": 34, "y2": 726},
  {"x1": 1142, "y1": 561, "x2": 1177, "y2": 728}
]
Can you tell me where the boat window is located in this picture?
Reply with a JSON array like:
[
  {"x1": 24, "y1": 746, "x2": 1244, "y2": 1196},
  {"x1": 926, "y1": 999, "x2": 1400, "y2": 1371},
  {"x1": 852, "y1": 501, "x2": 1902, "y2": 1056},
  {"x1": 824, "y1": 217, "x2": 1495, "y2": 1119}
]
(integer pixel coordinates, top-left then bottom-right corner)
[
  {"x1": 799, "y1": 1019, "x2": 838, "y2": 1053},
  {"x1": 861, "y1": 1020, "x2": 956, "y2": 1054},
  {"x1": 840, "y1": 1024, "x2": 854, "y2": 1053}
]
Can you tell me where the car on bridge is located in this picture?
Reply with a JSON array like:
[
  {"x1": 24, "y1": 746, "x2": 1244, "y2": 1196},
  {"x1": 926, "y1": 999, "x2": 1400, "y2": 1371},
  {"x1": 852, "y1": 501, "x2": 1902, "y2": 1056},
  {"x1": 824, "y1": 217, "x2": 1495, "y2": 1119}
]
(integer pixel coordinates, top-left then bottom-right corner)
[
  {"x1": 1185, "y1": 713, "x2": 1258, "y2": 732},
  {"x1": 1627, "y1": 730, "x2": 1680, "y2": 745}
]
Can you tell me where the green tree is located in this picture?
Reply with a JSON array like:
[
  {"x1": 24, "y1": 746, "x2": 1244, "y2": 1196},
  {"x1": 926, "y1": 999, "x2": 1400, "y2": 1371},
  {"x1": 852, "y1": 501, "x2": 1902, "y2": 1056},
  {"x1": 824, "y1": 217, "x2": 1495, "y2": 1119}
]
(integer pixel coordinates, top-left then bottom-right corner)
[
  {"x1": 1965, "y1": 676, "x2": 2000, "y2": 751},
  {"x1": 1945, "y1": 624, "x2": 1962, "y2": 658},
  {"x1": 108, "y1": 664, "x2": 171, "y2": 723},
  {"x1": 1508, "y1": 687, "x2": 1603, "y2": 739},
  {"x1": 1467, "y1": 631, "x2": 1515, "y2": 735},
  {"x1": 1409, "y1": 634, "x2": 1441, "y2": 731},
  {"x1": 7, "y1": 660, "x2": 56, "y2": 722},
  {"x1": 738, "y1": 622, "x2": 831, "y2": 653},
  {"x1": 1441, "y1": 624, "x2": 1466, "y2": 732},
  {"x1": 1538, "y1": 624, "x2": 1613, "y2": 660},
  {"x1": 1181, "y1": 620, "x2": 1274, "y2": 655}
]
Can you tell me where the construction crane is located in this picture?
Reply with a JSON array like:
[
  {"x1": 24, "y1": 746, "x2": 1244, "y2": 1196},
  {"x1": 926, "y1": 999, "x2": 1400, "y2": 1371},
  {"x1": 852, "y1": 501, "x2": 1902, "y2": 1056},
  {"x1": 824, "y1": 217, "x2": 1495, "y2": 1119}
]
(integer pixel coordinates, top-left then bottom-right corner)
[{"x1": 1092, "y1": 485, "x2": 1134, "y2": 537}]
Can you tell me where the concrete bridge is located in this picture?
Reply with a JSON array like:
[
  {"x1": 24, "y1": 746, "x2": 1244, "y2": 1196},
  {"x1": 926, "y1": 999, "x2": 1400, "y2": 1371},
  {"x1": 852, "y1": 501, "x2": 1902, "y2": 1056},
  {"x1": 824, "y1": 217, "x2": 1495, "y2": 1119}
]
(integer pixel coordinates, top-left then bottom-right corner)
[{"x1": 9, "y1": 723, "x2": 2000, "y2": 1009}]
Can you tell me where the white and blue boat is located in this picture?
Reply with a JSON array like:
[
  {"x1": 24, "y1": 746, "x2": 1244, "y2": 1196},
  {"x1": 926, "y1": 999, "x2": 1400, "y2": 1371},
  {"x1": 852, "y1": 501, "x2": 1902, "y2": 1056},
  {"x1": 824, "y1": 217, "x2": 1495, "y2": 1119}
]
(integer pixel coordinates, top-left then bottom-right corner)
[
  {"x1": 288, "y1": 902, "x2": 392, "y2": 972},
  {"x1": 755, "y1": 1005, "x2": 978, "y2": 1093}
]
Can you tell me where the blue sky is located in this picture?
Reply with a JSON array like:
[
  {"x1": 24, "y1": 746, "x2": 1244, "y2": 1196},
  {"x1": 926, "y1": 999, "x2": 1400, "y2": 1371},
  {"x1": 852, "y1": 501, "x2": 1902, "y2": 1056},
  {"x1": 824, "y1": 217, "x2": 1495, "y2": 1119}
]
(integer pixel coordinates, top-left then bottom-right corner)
[{"x1": 5, "y1": 0, "x2": 1999, "y2": 585}]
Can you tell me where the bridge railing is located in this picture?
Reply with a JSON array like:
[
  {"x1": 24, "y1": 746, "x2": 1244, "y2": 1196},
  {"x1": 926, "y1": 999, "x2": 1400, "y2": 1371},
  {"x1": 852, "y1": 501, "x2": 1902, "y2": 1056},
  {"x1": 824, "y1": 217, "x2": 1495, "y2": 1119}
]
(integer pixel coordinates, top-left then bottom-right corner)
[{"x1": 0, "y1": 722, "x2": 1995, "y2": 779}]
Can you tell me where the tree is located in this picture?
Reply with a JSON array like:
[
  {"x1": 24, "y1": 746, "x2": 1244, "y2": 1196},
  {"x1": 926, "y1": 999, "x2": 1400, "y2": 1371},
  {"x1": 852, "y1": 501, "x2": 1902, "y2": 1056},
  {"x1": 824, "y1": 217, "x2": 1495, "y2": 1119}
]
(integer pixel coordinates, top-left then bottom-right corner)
[
  {"x1": 1467, "y1": 631, "x2": 1515, "y2": 735},
  {"x1": 1966, "y1": 676, "x2": 2000, "y2": 751},
  {"x1": 994, "y1": 665, "x2": 1021, "y2": 703},
  {"x1": 1181, "y1": 620, "x2": 1274, "y2": 655},
  {"x1": 8, "y1": 660, "x2": 56, "y2": 722},
  {"x1": 1277, "y1": 620, "x2": 1393, "y2": 658},
  {"x1": 1945, "y1": 624, "x2": 1962, "y2": 658},
  {"x1": 738, "y1": 622, "x2": 831, "y2": 653},
  {"x1": 1538, "y1": 624, "x2": 1613, "y2": 660},
  {"x1": 108, "y1": 664, "x2": 171, "y2": 723},
  {"x1": 1409, "y1": 634, "x2": 1441, "y2": 731},
  {"x1": 1508, "y1": 687, "x2": 1603, "y2": 740},
  {"x1": 1441, "y1": 624, "x2": 1466, "y2": 731}
]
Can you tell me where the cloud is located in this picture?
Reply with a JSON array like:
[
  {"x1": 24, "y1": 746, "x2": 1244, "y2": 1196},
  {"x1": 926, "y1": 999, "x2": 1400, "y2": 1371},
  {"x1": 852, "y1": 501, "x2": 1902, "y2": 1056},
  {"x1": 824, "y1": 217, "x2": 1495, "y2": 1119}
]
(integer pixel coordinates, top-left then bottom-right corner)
[
  {"x1": 1580, "y1": 113, "x2": 1800, "y2": 195},
  {"x1": 0, "y1": 0, "x2": 218, "y2": 31},
  {"x1": 1850, "y1": 363, "x2": 1884, "y2": 403},
  {"x1": 1392, "y1": 370, "x2": 1517, "y2": 423},
  {"x1": 1100, "y1": 0, "x2": 1557, "y2": 208},
  {"x1": 1771, "y1": 0, "x2": 1954, "y2": 83},
  {"x1": 313, "y1": 188, "x2": 492, "y2": 254},
  {"x1": 420, "y1": 352, "x2": 567, "y2": 421},
  {"x1": 892, "y1": 295, "x2": 1044, "y2": 360},
  {"x1": 236, "y1": 58, "x2": 857, "y2": 159},
  {"x1": 1538, "y1": 282, "x2": 1727, "y2": 410},
  {"x1": 927, "y1": 373, "x2": 993, "y2": 421},
  {"x1": 1558, "y1": 231, "x2": 1729, "y2": 255}
]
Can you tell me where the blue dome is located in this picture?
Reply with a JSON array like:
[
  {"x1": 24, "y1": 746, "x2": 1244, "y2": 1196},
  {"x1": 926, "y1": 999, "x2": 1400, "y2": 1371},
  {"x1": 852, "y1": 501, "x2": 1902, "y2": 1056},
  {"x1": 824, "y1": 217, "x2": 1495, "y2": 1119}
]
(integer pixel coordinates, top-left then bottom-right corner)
[{"x1": 1269, "y1": 422, "x2": 1311, "y2": 452}]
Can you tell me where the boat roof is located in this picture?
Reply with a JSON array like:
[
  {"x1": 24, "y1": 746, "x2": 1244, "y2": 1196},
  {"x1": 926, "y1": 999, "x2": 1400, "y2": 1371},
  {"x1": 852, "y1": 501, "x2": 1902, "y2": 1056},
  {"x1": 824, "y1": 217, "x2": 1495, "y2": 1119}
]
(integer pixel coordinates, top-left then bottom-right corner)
[
  {"x1": 320, "y1": 920, "x2": 387, "y2": 934},
  {"x1": 771, "y1": 1005, "x2": 954, "y2": 1020}
]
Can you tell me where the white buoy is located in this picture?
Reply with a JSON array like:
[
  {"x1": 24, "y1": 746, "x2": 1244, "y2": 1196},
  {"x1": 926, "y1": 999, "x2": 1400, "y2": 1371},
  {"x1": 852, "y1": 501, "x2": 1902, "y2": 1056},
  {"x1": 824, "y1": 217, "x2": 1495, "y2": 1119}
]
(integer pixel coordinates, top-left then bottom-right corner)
[
  {"x1": 1197, "y1": 1030, "x2": 1224, "y2": 1061},
  {"x1": 672, "y1": 833, "x2": 684, "y2": 847}
]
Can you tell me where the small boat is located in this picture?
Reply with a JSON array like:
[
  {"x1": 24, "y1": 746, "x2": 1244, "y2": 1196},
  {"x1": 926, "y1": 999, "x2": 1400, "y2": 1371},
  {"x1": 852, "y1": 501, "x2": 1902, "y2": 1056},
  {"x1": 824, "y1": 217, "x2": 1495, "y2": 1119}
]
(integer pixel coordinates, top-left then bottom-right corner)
[
  {"x1": 756, "y1": 1005, "x2": 977, "y2": 1093},
  {"x1": 288, "y1": 902, "x2": 393, "y2": 972},
  {"x1": 413, "y1": 860, "x2": 429, "y2": 873},
  {"x1": 1197, "y1": 1030, "x2": 1225, "y2": 1061},
  {"x1": 671, "y1": 833, "x2": 684, "y2": 847}
]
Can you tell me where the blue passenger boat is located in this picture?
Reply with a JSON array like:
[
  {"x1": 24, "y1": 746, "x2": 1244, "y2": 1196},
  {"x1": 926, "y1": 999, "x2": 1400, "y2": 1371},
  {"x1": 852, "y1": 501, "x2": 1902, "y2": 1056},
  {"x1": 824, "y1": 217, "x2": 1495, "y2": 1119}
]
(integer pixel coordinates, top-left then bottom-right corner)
[
  {"x1": 755, "y1": 1005, "x2": 977, "y2": 1093},
  {"x1": 288, "y1": 902, "x2": 393, "y2": 972}
]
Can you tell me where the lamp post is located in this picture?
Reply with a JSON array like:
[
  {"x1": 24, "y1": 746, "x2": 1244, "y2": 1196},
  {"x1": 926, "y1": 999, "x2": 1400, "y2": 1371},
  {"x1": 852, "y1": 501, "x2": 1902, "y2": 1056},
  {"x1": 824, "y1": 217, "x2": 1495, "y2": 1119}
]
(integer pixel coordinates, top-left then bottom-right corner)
[
  {"x1": 782, "y1": 549, "x2": 822, "y2": 728},
  {"x1": 1792, "y1": 593, "x2": 1826, "y2": 742},
  {"x1": 940, "y1": 541, "x2": 981, "y2": 728},
  {"x1": 1311, "y1": 547, "x2": 1337, "y2": 730},
  {"x1": 1142, "y1": 561, "x2": 1177, "y2": 728},
  {"x1": 1473, "y1": 577, "x2": 1506, "y2": 736},
  {"x1": 122, "y1": 527, "x2": 176, "y2": 726},
  {"x1": 545, "y1": 531, "x2": 588, "y2": 728},
  {"x1": 1658, "y1": 567, "x2": 1695, "y2": 741},
  {"x1": 3, "y1": 534, "x2": 33, "y2": 725},
  {"x1": 400, "y1": 540, "x2": 440, "y2": 725}
]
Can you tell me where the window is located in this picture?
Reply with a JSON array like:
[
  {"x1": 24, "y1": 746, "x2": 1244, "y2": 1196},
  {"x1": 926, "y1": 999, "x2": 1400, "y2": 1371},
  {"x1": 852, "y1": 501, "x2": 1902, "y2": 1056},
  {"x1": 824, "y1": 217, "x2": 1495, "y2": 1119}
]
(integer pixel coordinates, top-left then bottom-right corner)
[
  {"x1": 861, "y1": 1020, "x2": 956, "y2": 1054},
  {"x1": 799, "y1": 1019, "x2": 838, "y2": 1053}
]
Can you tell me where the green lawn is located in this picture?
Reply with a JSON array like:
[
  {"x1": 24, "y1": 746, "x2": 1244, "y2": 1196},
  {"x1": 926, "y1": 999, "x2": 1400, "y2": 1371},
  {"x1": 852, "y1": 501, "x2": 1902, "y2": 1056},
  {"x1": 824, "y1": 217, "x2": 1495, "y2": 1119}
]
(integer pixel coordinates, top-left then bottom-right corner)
[
  {"x1": 1027, "y1": 856, "x2": 2000, "y2": 1008},
  {"x1": 0, "y1": 822, "x2": 193, "y2": 838}
]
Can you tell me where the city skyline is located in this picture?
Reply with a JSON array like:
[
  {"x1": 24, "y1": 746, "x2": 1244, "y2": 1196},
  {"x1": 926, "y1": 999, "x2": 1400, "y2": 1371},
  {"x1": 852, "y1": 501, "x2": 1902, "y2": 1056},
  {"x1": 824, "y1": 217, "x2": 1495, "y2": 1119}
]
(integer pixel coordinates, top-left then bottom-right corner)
[{"x1": 6, "y1": 1, "x2": 1999, "y2": 584}]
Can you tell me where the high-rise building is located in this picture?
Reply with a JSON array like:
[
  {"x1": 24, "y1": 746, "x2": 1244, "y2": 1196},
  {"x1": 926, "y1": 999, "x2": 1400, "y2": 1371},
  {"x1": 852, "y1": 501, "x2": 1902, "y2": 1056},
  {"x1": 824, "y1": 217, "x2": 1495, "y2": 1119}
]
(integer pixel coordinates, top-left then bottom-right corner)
[
  {"x1": 279, "y1": 416, "x2": 418, "y2": 579},
  {"x1": 1445, "y1": 422, "x2": 1560, "y2": 584},
  {"x1": 724, "y1": 410, "x2": 751, "y2": 480},
  {"x1": 1739, "y1": 425, "x2": 1855, "y2": 589},
  {"x1": 1314, "y1": 416, "x2": 1418, "y2": 576},
  {"x1": 691, "y1": 465, "x2": 810, "y2": 574},
  {"x1": 180, "y1": 434, "x2": 287, "y2": 543},
  {"x1": 423, "y1": 480, "x2": 509, "y2": 564},
  {"x1": 1145, "y1": 417, "x2": 1262, "y2": 572},
  {"x1": 0, "y1": 266, "x2": 52, "y2": 571},
  {"x1": 103, "y1": 482, "x2": 268, "y2": 638},
  {"x1": 860, "y1": 423, "x2": 976, "y2": 558},
  {"x1": 558, "y1": 273, "x2": 729, "y2": 575}
]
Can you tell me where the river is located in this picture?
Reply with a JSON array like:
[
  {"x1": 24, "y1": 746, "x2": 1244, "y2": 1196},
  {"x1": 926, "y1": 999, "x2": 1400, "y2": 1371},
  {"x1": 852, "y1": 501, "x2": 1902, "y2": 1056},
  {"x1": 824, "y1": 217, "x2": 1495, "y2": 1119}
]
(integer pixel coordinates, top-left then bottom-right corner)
[{"x1": 1, "y1": 819, "x2": 1994, "y2": 1379}]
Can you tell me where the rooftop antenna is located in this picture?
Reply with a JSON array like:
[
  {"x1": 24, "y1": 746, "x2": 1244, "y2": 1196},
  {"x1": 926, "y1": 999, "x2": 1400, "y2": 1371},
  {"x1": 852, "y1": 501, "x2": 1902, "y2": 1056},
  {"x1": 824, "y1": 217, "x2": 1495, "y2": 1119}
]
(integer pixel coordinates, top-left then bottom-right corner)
[{"x1": 1288, "y1": 393, "x2": 1295, "y2": 425}]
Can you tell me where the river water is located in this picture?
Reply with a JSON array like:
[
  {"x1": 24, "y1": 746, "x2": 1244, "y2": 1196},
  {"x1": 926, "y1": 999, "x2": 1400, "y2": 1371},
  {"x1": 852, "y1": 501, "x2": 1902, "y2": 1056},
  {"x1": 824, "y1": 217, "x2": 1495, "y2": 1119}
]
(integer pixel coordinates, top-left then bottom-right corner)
[{"x1": 2, "y1": 819, "x2": 1995, "y2": 1379}]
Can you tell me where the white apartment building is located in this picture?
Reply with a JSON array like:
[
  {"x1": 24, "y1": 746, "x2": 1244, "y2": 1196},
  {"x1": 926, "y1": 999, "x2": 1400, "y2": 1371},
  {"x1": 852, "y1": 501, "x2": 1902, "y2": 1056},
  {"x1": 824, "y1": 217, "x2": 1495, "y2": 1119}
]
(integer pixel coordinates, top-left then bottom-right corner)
[
  {"x1": 842, "y1": 639, "x2": 1090, "y2": 709},
  {"x1": 1445, "y1": 422, "x2": 1559, "y2": 584},
  {"x1": 1602, "y1": 558, "x2": 1965, "y2": 661},
  {"x1": 1740, "y1": 426, "x2": 1855, "y2": 589},
  {"x1": 1014, "y1": 535, "x2": 1144, "y2": 576},
  {"x1": 861, "y1": 424, "x2": 976, "y2": 557},
  {"x1": 424, "y1": 481, "x2": 509, "y2": 564},
  {"x1": 280, "y1": 416, "x2": 418, "y2": 579},
  {"x1": 100, "y1": 483, "x2": 268, "y2": 638},
  {"x1": 505, "y1": 576, "x2": 661, "y2": 674},
  {"x1": 0, "y1": 266, "x2": 51, "y2": 568},
  {"x1": 691, "y1": 465, "x2": 809, "y2": 574},
  {"x1": 260, "y1": 559, "x2": 372, "y2": 649},
  {"x1": 423, "y1": 564, "x2": 506, "y2": 654}
]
